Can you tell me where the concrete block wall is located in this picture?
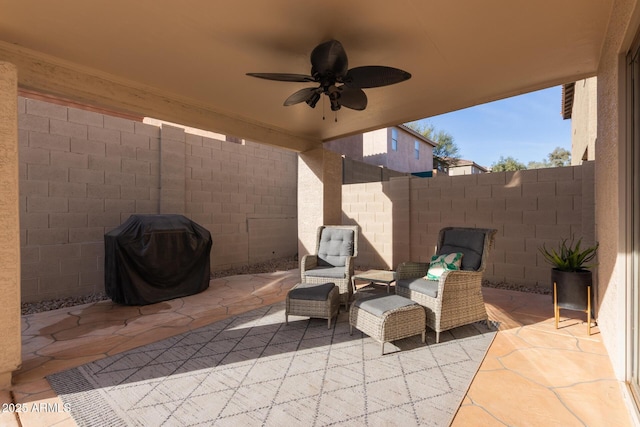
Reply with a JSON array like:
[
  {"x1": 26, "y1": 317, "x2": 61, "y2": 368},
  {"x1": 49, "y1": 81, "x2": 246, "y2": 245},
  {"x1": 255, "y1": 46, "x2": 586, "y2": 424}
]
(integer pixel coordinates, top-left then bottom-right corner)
[
  {"x1": 18, "y1": 97, "x2": 297, "y2": 302},
  {"x1": 342, "y1": 156, "x2": 407, "y2": 184},
  {"x1": 342, "y1": 176, "x2": 411, "y2": 270},
  {"x1": 342, "y1": 181, "x2": 394, "y2": 269},
  {"x1": 160, "y1": 125, "x2": 187, "y2": 214},
  {"x1": 184, "y1": 134, "x2": 297, "y2": 267},
  {"x1": 342, "y1": 163, "x2": 595, "y2": 288}
]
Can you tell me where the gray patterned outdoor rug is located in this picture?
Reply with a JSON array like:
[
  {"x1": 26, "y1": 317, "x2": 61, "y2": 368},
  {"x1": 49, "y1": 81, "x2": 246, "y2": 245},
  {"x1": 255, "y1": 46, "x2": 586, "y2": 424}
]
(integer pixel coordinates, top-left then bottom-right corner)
[{"x1": 47, "y1": 301, "x2": 496, "y2": 427}]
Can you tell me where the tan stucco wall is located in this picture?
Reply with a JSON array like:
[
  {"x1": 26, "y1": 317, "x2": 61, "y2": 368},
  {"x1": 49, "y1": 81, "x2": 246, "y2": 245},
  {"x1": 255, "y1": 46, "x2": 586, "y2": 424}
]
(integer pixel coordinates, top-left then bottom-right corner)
[
  {"x1": 596, "y1": 0, "x2": 640, "y2": 380},
  {"x1": 571, "y1": 77, "x2": 598, "y2": 165},
  {"x1": 0, "y1": 63, "x2": 21, "y2": 388}
]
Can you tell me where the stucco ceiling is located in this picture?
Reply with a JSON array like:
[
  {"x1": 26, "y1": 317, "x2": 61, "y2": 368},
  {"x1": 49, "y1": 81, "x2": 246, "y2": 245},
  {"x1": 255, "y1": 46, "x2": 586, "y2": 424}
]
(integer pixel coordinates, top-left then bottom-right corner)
[{"x1": 0, "y1": 0, "x2": 613, "y2": 152}]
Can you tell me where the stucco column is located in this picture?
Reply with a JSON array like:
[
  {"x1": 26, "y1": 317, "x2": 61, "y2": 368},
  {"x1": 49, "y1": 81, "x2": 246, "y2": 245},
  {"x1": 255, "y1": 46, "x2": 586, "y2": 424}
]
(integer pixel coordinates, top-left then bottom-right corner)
[
  {"x1": 0, "y1": 62, "x2": 21, "y2": 389},
  {"x1": 297, "y1": 148, "x2": 343, "y2": 257}
]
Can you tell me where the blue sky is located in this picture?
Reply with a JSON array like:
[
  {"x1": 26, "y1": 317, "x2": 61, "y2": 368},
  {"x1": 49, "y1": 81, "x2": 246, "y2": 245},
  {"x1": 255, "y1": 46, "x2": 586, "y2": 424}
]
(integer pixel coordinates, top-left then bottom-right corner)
[{"x1": 408, "y1": 86, "x2": 571, "y2": 168}]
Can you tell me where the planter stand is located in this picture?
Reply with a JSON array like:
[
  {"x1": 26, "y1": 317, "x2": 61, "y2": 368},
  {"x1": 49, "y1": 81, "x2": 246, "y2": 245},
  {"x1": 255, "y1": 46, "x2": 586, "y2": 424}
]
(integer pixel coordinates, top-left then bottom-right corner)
[{"x1": 553, "y1": 281, "x2": 593, "y2": 335}]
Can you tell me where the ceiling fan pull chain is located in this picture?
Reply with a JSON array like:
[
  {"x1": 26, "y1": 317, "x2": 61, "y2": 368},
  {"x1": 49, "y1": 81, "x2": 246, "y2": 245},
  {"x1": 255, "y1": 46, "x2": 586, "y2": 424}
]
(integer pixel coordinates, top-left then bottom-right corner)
[
  {"x1": 322, "y1": 96, "x2": 326, "y2": 120},
  {"x1": 335, "y1": 111, "x2": 338, "y2": 123}
]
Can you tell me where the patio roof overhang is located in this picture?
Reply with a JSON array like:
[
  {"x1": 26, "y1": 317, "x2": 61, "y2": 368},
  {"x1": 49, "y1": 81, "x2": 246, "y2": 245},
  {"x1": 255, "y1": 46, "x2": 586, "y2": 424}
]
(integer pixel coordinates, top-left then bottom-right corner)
[{"x1": 0, "y1": 0, "x2": 612, "y2": 152}]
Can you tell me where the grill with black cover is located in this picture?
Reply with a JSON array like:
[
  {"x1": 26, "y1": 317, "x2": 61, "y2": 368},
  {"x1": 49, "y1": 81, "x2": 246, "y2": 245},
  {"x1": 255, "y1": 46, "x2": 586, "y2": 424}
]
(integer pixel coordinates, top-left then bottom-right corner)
[{"x1": 105, "y1": 214, "x2": 212, "y2": 305}]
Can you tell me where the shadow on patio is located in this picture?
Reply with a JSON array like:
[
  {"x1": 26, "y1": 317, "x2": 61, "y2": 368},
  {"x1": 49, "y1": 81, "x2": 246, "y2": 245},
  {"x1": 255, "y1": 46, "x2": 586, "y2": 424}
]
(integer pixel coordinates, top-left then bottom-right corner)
[{"x1": 1, "y1": 269, "x2": 633, "y2": 426}]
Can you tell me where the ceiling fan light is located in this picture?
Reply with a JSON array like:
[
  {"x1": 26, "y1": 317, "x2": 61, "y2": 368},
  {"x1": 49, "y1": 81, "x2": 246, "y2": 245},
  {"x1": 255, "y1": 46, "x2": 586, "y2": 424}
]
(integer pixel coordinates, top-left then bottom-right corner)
[
  {"x1": 329, "y1": 90, "x2": 341, "y2": 111},
  {"x1": 306, "y1": 92, "x2": 321, "y2": 108}
]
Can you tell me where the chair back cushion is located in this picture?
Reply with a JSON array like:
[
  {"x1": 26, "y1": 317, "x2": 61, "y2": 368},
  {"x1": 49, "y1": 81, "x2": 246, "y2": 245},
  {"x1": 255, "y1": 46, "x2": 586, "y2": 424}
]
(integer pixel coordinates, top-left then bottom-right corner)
[
  {"x1": 318, "y1": 228, "x2": 354, "y2": 267},
  {"x1": 438, "y1": 228, "x2": 487, "y2": 271}
]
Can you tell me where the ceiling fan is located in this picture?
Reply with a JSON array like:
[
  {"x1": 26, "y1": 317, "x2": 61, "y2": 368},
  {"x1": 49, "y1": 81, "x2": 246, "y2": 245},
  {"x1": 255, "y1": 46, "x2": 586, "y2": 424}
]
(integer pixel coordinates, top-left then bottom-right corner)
[{"x1": 247, "y1": 40, "x2": 411, "y2": 112}]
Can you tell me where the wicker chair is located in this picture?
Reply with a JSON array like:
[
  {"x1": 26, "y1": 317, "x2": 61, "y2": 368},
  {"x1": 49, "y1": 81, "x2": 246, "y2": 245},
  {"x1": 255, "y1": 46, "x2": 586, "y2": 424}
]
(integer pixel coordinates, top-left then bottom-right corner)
[
  {"x1": 301, "y1": 225, "x2": 358, "y2": 309},
  {"x1": 395, "y1": 227, "x2": 497, "y2": 343}
]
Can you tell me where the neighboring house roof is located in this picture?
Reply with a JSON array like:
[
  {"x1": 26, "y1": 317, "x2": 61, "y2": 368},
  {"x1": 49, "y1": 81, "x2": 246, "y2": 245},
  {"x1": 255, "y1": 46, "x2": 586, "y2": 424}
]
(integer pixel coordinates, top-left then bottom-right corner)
[
  {"x1": 562, "y1": 82, "x2": 575, "y2": 120},
  {"x1": 397, "y1": 124, "x2": 438, "y2": 147},
  {"x1": 449, "y1": 159, "x2": 489, "y2": 172}
]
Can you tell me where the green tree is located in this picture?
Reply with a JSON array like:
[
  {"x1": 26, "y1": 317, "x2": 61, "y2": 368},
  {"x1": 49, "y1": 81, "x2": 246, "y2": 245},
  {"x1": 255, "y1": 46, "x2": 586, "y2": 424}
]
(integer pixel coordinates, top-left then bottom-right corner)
[
  {"x1": 527, "y1": 160, "x2": 549, "y2": 169},
  {"x1": 491, "y1": 156, "x2": 527, "y2": 172},
  {"x1": 405, "y1": 121, "x2": 461, "y2": 170},
  {"x1": 527, "y1": 147, "x2": 572, "y2": 169},
  {"x1": 547, "y1": 147, "x2": 571, "y2": 167}
]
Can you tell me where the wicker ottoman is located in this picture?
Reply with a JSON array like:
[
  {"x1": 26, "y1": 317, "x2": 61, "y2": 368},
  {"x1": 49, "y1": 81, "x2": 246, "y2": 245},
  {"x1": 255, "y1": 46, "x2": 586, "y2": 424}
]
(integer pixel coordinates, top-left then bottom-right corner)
[
  {"x1": 285, "y1": 282, "x2": 340, "y2": 329},
  {"x1": 350, "y1": 294, "x2": 426, "y2": 355}
]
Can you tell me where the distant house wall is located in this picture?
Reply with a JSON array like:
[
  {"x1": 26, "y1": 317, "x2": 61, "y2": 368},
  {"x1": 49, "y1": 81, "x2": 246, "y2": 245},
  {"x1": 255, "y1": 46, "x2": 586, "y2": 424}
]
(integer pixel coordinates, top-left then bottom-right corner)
[
  {"x1": 323, "y1": 133, "x2": 363, "y2": 161},
  {"x1": 449, "y1": 160, "x2": 488, "y2": 176},
  {"x1": 381, "y1": 127, "x2": 434, "y2": 173},
  {"x1": 571, "y1": 77, "x2": 597, "y2": 165},
  {"x1": 363, "y1": 128, "x2": 388, "y2": 160},
  {"x1": 18, "y1": 97, "x2": 298, "y2": 303},
  {"x1": 448, "y1": 165, "x2": 473, "y2": 175},
  {"x1": 326, "y1": 126, "x2": 434, "y2": 174},
  {"x1": 358, "y1": 129, "x2": 389, "y2": 168},
  {"x1": 449, "y1": 164, "x2": 484, "y2": 176},
  {"x1": 343, "y1": 163, "x2": 594, "y2": 288}
]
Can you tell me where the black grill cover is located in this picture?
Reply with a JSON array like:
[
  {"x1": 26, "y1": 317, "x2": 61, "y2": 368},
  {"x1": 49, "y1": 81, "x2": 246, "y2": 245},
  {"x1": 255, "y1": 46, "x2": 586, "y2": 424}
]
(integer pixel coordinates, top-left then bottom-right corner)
[{"x1": 105, "y1": 214, "x2": 212, "y2": 305}]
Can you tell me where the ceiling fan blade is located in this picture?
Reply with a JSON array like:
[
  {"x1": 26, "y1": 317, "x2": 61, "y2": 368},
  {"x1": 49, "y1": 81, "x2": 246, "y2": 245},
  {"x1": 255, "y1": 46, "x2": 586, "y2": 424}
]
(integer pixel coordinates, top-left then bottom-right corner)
[
  {"x1": 310, "y1": 40, "x2": 348, "y2": 79},
  {"x1": 246, "y1": 72, "x2": 315, "y2": 83},
  {"x1": 338, "y1": 86, "x2": 367, "y2": 110},
  {"x1": 284, "y1": 87, "x2": 320, "y2": 106},
  {"x1": 344, "y1": 66, "x2": 411, "y2": 88}
]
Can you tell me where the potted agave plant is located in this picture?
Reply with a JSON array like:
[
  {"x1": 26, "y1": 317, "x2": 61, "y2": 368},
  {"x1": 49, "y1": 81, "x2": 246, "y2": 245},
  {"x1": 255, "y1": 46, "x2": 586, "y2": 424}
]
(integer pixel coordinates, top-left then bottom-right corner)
[{"x1": 539, "y1": 236, "x2": 599, "y2": 332}]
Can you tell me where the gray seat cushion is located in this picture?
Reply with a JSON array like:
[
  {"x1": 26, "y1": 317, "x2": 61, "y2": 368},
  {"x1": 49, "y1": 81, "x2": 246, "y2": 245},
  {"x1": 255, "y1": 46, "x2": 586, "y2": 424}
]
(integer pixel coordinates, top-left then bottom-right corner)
[
  {"x1": 353, "y1": 294, "x2": 418, "y2": 317},
  {"x1": 439, "y1": 228, "x2": 486, "y2": 271},
  {"x1": 317, "y1": 228, "x2": 354, "y2": 267},
  {"x1": 288, "y1": 282, "x2": 336, "y2": 301},
  {"x1": 396, "y1": 277, "x2": 439, "y2": 298},
  {"x1": 305, "y1": 266, "x2": 347, "y2": 279}
]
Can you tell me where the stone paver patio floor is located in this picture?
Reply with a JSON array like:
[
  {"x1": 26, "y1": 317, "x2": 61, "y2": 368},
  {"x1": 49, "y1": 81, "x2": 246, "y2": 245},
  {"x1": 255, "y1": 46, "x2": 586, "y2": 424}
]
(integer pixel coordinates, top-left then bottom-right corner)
[{"x1": 0, "y1": 269, "x2": 634, "y2": 426}]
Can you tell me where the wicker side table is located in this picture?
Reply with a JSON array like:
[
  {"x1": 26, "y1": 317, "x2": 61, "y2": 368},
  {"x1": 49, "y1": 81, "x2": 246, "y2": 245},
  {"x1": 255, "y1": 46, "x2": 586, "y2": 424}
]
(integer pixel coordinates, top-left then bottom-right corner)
[
  {"x1": 285, "y1": 282, "x2": 340, "y2": 329},
  {"x1": 349, "y1": 294, "x2": 426, "y2": 355}
]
